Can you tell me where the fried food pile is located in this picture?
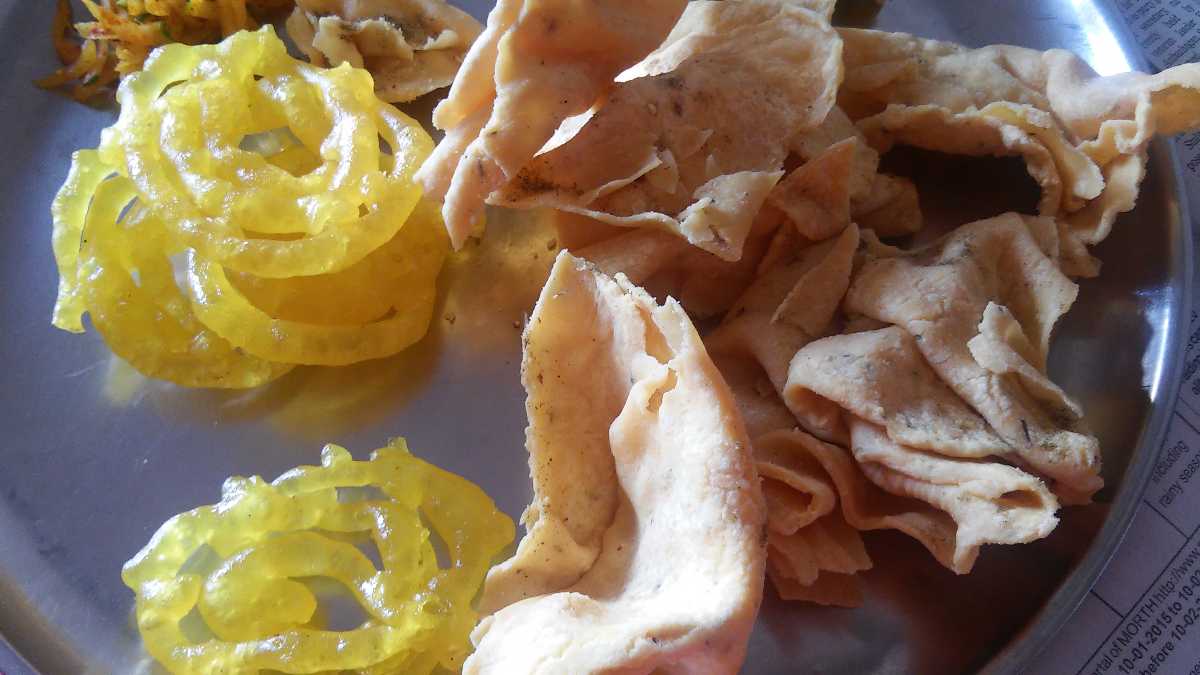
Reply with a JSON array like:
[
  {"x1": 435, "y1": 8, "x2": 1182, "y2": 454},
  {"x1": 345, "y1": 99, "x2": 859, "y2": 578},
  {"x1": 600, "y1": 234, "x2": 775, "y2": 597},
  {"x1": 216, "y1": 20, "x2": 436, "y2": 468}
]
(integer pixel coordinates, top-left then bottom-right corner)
[
  {"x1": 122, "y1": 439, "x2": 514, "y2": 674},
  {"x1": 286, "y1": 0, "x2": 484, "y2": 102},
  {"x1": 51, "y1": 28, "x2": 446, "y2": 387},
  {"x1": 414, "y1": 0, "x2": 691, "y2": 247},
  {"x1": 467, "y1": 252, "x2": 766, "y2": 673},
  {"x1": 422, "y1": 0, "x2": 1200, "y2": 614}
]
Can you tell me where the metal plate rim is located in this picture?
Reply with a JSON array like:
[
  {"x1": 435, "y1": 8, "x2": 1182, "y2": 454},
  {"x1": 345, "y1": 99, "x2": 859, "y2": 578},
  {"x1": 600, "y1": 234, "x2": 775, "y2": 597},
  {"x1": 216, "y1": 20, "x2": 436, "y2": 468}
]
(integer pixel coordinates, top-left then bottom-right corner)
[
  {"x1": 983, "y1": 0, "x2": 1196, "y2": 669},
  {"x1": 0, "y1": 1, "x2": 1193, "y2": 672},
  {"x1": 985, "y1": 139, "x2": 1196, "y2": 673}
]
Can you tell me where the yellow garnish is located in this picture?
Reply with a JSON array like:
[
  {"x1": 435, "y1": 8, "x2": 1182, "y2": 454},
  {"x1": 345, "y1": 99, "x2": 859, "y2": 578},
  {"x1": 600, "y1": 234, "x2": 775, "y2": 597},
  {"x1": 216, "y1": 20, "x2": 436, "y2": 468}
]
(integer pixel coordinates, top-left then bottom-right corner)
[{"x1": 38, "y1": 0, "x2": 292, "y2": 101}]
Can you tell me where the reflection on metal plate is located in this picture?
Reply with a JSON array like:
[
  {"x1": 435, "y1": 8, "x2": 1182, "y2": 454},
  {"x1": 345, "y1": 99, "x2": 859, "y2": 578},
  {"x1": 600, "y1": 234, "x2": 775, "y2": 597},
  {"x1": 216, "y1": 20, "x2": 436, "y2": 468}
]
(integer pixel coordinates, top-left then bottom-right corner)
[{"x1": 0, "y1": 1, "x2": 1190, "y2": 673}]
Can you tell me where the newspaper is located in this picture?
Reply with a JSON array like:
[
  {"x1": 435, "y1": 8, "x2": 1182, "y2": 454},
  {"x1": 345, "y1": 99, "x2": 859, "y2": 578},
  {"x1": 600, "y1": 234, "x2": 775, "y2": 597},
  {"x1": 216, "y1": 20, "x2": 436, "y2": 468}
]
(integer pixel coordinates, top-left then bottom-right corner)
[
  {"x1": 1029, "y1": 3, "x2": 1200, "y2": 673},
  {"x1": 1119, "y1": 0, "x2": 1200, "y2": 209}
]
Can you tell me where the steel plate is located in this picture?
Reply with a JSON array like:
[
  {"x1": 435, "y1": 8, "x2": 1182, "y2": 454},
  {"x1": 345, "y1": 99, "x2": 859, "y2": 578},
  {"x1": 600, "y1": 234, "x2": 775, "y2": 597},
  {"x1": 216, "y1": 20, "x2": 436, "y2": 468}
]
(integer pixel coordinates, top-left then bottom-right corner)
[{"x1": 0, "y1": 1, "x2": 1191, "y2": 673}]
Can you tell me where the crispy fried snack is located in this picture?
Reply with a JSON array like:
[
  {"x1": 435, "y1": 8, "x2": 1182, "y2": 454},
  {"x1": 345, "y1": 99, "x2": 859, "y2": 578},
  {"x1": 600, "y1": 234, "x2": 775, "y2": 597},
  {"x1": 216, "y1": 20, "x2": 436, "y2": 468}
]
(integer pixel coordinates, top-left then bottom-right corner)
[
  {"x1": 38, "y1": 0, "x2": 291, "y2": 101},
  {"x1": 486, "y1": 0, "x2": 840, "y2": 262},
  {"x1": 415, "y1": 0, "x2": 688, "y2": 248},
  {"x1": 51, "y1": 28, "x2": 444, "y2": 385},
  {"x1": 286, "y1": 0, "x2": 483, "y2": 103},
  {"x1": 469, "y1": 252, "x2": 765, "y2": 674},
  {"x1": 122, "y1": 439, "x2": 515, "y2": 675}
]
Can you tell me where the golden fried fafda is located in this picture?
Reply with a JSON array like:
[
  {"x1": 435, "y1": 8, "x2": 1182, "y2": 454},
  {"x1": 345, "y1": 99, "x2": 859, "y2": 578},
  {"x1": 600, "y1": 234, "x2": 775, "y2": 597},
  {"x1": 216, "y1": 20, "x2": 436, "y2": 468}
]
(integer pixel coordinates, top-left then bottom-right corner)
[
  {"x1": 858, "y1": 103, "x2": 1103, "y2": 216},
  {"x1": 415, "y1": 0, "x2": 688, "y2": 247},
  {"x1": 844, "y1": 212, "x2": 1100, "y2": 503},
  {"x1": 570, "y1": 204, "x2": 784, "y2": 319},
  {"x1": 785, "y1": 327, "x2": 1009, "y2": 459},
  {"x1": 768, "y1": 137, "x2": 870, "y2": 241},
  {"x1": 489, "y1": 0, "x2": 842, "y2": 261},
  {"x1": 766, "y1": 512, "x2": 872, "y2": 608},
  {"x1": 708, "y1": 222, "x2": 860, "y2": 392},
  {"x1": 466, "y1": 252, "x2": 765, "y2": 674},
  {"x1": 714, "y1": 350, "x2": 870, "y2": 608},
  {"x1": 848, "y1": 418, "x2": 1059, "y2": 574},
  {"x1": 756, "y1": 429, "x2": 963, "y2": 576},
  {"x1": 286, "y1": 0, "x2": 483, "y2": 103},
  {"x1": 840, "y1": 27, "x2": 1200, "y2": 270},
  {"x1": 784, "y1": 105, "x2": 923, "y2": 239}
]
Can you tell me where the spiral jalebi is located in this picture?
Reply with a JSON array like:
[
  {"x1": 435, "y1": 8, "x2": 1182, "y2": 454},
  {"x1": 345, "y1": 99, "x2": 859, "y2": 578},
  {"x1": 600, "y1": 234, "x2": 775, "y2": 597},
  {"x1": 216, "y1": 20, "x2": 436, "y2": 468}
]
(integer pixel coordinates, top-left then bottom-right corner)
[
  {"x1": 51, "y1": 27, "x2": 445, "y2": 386},
  {"x1": 123, "y1": 439, "x2": 515, "y2": 674}
]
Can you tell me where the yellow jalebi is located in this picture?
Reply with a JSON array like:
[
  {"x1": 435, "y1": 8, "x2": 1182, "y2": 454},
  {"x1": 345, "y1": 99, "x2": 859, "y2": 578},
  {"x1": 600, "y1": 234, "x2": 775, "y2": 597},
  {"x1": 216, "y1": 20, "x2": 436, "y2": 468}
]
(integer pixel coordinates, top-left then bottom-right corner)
[
  {"x1": 122, "y1": 438, "x2": 515, "y2": 674},
  {"x1": 195, "y1": 200, "x2": 448, "y2": 366},
  {"x1": 51, "y1": 28, "x2": 445, "y2": 386},
  {"x1": 97, "y1": 27, "x2": 432, "y2": 277},
  {"x1": 77, "y1": 173, "x2": 292, "y2": 387}
]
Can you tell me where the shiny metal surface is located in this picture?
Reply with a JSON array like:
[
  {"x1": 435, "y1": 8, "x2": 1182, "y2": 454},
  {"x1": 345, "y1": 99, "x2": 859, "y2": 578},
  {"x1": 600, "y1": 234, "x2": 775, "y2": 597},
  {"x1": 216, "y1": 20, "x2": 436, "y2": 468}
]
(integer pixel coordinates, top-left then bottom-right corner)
[{"x1": 0, "y1": 1, "x2": 1190, "y2": 673}]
